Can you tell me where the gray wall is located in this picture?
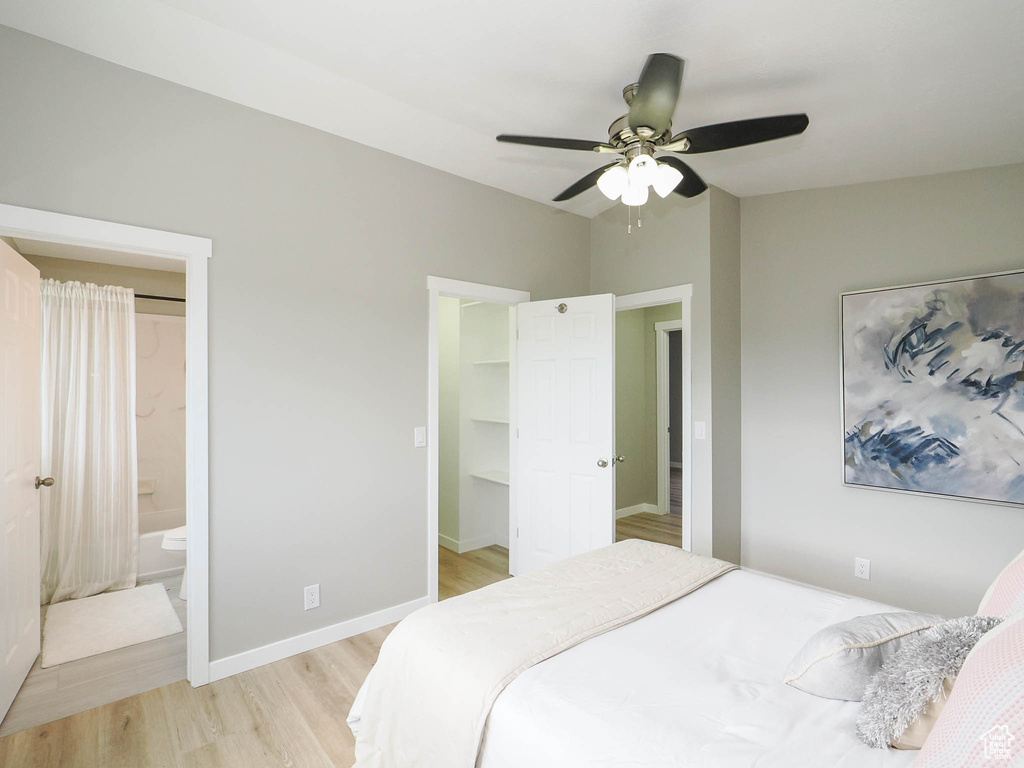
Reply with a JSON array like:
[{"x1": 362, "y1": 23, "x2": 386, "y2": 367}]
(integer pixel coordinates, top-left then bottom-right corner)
[
  {"x1": 0, "y1": 27, "x2": 591, "y2": 659},
  {"x1": 741, "y1": 163, "x2": 1024, "y2": 616},
  {"x1": 709, "y1": 187, "x2": 742, "y2": 564}
]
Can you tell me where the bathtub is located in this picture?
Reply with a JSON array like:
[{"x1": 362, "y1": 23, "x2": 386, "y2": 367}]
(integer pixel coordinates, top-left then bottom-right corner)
[{"x1": 138, "y1": 508, "x2": 186, "y2": 580}]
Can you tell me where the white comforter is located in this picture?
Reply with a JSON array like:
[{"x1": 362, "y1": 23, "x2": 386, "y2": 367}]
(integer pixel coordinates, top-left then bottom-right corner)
[
  {"x1": 351, "y1": 541, "x2": 736, "y2": 768},
  {"x1": 351, "y1": 568, "x2": 919, "y2": 768}
]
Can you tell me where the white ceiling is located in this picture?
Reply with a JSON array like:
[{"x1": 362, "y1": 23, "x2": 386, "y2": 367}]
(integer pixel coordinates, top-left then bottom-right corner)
[{"x1": 3, "y1": 0, "x2": 1023, "y2": 217}]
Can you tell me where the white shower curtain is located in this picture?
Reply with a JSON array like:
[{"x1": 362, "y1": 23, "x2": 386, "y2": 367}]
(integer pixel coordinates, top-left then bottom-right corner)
[{"x1": 40, "y1": 279, "x2": 139, "y2": 605}]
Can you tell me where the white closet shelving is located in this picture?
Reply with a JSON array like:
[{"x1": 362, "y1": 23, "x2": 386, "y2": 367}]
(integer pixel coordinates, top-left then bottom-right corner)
[{"x1": 459, "y1": 300, "x2": 511, "y2": 550}]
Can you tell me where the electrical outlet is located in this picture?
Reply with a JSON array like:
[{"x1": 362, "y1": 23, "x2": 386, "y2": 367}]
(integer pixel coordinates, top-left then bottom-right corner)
[
  {"x1": 304, "y1": 584, "x2": 320, "y2": 610},
  {"x1": 855, "y1": 557, "x2": 871, "y2": 580}
]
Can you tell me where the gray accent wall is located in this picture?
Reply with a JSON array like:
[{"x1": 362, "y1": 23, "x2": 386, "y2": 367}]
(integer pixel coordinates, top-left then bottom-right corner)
[
  {"x1": 0, "y1": 26, "x2": 590, "y2": 660},
  {"x1": 741, "y1": 163, "x2": 1024, "y2": 616}
]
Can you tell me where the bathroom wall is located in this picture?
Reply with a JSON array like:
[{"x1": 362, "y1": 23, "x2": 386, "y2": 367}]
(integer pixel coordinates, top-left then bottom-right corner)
[
  {"x1": 136, "y1": 314, "x2": 187, "y2": 535},
  {"x1": 19, "y1": 253, "x2": 185, "y2": 317}
]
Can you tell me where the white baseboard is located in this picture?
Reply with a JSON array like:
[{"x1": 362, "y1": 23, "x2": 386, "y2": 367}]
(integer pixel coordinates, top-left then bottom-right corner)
[
  {"x1": 670, "y1": 461, "x2": 683, "y2": 470},
  {"x1": 615, "y1": 503, "x2": 660, "y2": 519},
  {"x1": 438, "y1": 532, "x2": 498, "y2": 554},
  {"x1": 208, "y1": 595, "x2": 429, "y2": 683},
  {"x1": 456, "y1": 532, "x2": 498, "y2": 553}
]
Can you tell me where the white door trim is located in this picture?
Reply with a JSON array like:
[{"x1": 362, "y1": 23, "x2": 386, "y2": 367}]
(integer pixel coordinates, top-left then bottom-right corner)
[
  {"x1": 0, "y1": 202, "x2": 213, "y2": 687},
  {"x1": 654, "y1": 320, "x2": 683, "y2": 517},
  {"x1": 426, "y1": 277, "x2": 529, "y2": 600},
  {"x1": 614, "y1": 285, "x2": 692, "y2": 552}
]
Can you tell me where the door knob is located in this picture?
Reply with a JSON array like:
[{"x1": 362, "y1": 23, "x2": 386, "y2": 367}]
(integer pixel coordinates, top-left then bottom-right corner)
[
  {"x1": 35, "y1": 476, "x2": 54, "y2": 489},
  {"x1": 597, "y1": 458, "x2": 609, "y2": 468},
  {"x1": 613, "y1": 455, "x2": 626, "y2": 465}
]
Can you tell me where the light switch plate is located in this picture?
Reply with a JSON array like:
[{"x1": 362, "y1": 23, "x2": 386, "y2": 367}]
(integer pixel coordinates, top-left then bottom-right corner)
[
  {"x1": 694, "y1": 421, "x2": 707, "y2": 440},
  {"x1": 414, "y1": 426, "x2": 427, "y2": 447}
]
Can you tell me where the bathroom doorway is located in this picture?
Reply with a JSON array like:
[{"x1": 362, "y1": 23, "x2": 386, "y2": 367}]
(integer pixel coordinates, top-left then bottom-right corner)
[
  {"x1": 0, "y1": 204, "x2": 211, "y2": 736},
  {"x1": 0, "y1": 240, "x2": 189, "y2": 737}
]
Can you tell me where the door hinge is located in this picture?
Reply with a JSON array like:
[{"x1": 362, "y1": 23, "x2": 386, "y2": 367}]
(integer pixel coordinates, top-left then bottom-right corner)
[
  {"x1": 516, "y1": 428, "x2": 520, "y2": 438},
  {"x1": 516, "y1": 527, "x2": 520, "y2": 538}
]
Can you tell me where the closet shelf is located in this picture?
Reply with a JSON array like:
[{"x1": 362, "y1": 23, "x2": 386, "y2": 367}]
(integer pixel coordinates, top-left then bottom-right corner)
[
  {"x1": 471, "y1": 416, "x2": 510, "y2": 424},
  {"x1": 471, "y1": 470, "x2": 510, "y2": 486},
  {"x1": 472, "y1": 359, "x2": 510, "y2": 366}
]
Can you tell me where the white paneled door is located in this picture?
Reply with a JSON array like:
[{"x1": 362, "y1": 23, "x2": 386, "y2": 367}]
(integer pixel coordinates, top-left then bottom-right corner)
[
  {"x1": 0, "y1": 240, "x2": 41, "y2": 723},
  {"x1": 516, "y1": 294, "x2": 615, "y2": 574}
]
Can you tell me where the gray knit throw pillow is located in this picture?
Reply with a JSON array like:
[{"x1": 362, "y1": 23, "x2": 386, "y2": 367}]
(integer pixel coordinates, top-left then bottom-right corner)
[{"x1": 856, "y1": 615, "x2": 1002, "y2": 748}]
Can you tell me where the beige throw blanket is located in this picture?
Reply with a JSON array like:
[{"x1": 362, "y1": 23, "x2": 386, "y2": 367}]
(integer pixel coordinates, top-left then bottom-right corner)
[{"x1": 352, "y1": 539, "x2": 737, "y2": 768}]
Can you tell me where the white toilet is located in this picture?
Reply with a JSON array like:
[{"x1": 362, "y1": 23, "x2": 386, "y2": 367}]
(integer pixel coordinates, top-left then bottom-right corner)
[{"x1": 161, "y1": 525, "x2": 188, "y2": 600}]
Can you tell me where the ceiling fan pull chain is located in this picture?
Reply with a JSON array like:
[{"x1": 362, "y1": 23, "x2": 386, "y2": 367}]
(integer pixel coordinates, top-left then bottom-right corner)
[{"x1": 627, "y1": 205, "x2": 632, "y2": 234}]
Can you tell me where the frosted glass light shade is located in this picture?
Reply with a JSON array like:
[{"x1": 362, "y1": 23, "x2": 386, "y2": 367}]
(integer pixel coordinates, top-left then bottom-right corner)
[
  {"x1": 628, "y1": 155, "x2": 658, "y2": 188},
  {"x1": 596, "y1": 165, "x2": 629, "y2": 200},
  {"x1": 652, "y1": 162, "x2": 684, "y2": 198},
  {"x1": 621, "y1": 178, "x2": 649, "y2": 206}
]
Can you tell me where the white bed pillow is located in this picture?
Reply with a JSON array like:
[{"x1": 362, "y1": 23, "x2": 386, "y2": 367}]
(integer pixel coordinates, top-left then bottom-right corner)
[{"x1": 784, "y1": 612, "x2": 943, "y2": 701}]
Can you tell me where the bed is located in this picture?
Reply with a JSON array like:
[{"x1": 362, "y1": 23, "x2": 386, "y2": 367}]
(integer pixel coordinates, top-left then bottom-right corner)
[{"x1": 348, "y1": 548, "x2": 919, "y2": 768}]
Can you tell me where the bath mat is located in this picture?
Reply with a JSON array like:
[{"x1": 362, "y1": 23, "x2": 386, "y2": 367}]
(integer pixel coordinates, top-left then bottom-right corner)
[{"x1": 41, "y1": 583, "x2": 183, "y2": 668}]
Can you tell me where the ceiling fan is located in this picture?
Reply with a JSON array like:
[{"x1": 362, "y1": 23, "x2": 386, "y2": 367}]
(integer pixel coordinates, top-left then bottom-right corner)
[{"x1": 497, "y1": 54, "x2": 808, "y2": 206}]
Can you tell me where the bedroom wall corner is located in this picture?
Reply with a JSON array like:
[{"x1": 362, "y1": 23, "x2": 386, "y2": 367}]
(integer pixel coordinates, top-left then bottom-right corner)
[{"x1": 709, "y1": 187, "x2": 742, "y2": 564}]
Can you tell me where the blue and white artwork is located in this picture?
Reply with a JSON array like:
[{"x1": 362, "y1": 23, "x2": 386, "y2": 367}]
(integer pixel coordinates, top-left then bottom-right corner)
[{"x1": 842, "y1": 271, "x2": 1024, "y2": 505}]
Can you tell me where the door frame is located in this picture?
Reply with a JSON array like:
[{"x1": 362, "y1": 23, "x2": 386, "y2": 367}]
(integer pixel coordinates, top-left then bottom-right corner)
[
  {"x1": 654, "y1": 321, "x2": 683, "y2": 516},
  {"x1": 426, "y1": 277, "x2": 529, "y2": 600},
  {"x1": 0, "y1": 203, "x2": 213, "y2": 687},
  {"x1": 615, "y1": 285, "x2": 693, "y2": 551}
]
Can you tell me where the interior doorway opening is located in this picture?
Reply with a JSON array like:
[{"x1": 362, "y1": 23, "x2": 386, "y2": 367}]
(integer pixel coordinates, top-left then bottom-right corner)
[
  {"x1": 0, "y1": 238, "x2": 190, "y2": 737},
  {"x1": 613, "y1": 303, "x2": 684, "y2": 548},
  {"x1": 437, "y1": 297, "x2": 514, "y2": 600},
  {"x1": 427, "y1": 277, "x2": 529, "y2": 603}
]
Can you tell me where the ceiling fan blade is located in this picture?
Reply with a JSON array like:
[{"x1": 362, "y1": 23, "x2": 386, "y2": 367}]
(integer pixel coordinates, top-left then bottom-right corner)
[
  {"x1": 553, "y1": 162, "x2": 621, "y2": 202},
  {"x1": 628, "y1": 53, "x2": 683, "y2": 136},
  {"x1": 656, "y1": 156, "x2": 708, "y2": 198},
  {"x1": 666, "y1": 113, "x2": 809, "y2": 154},
  {"x1": 497, "y1": 134, "x2": 613, "y2": 152}
]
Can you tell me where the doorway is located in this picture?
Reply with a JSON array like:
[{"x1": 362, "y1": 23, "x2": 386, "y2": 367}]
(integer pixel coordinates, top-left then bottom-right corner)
[
  {"x1": 0, "y1": 240, "x2": 191, "y2": 736},
  {"x1": 0, "y1": 203, "x2": 211, "y2": 714},
  {"x1": 427, "y1": 278, "x2": 529, "y2": 603},
  {"x1": 613, "y1": 304, "x2": 684, "y2": 548},
  {"x1": 437, "y1": 297, "x2": 515, "y2": 600},
  {"x1": 615, "y1": 286, "x2": 693, "y2": 552}
]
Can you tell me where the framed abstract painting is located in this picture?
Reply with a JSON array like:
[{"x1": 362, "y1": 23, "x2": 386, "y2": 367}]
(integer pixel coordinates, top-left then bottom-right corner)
[{"x1": 841, "y1": 269, "x2": 1024, "y2": 506}]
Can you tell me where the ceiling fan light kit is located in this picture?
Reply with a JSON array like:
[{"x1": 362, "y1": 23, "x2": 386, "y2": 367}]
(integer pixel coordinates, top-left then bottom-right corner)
[{"x1": 496, "y1": 53, "x2": 810, "y2": 212}]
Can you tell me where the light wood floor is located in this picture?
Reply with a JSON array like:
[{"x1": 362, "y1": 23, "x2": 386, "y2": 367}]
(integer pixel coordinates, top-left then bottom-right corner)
[
  {"x1": 438, "y1": 544, "x2": 510, "y2": 601},
  {"x1": 616, "y1": 510, "x2": 683, "y2": 548},
  {"x1": 0, "y1": 547, "x2": 509, "y2": 766},
  {"x1": 0, "y1": 573, "x2": 187, "y2": 740}
]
